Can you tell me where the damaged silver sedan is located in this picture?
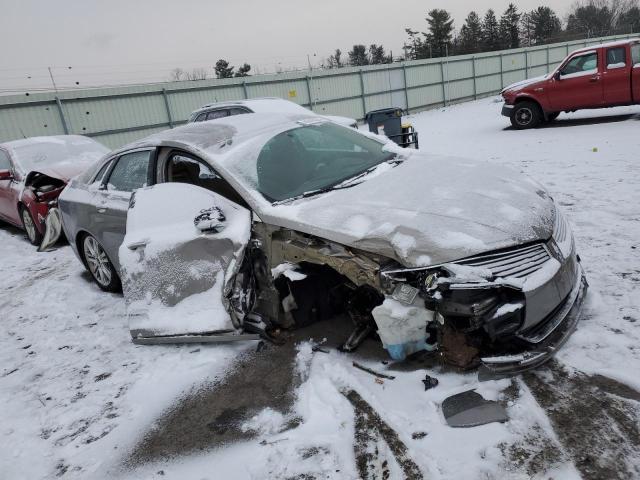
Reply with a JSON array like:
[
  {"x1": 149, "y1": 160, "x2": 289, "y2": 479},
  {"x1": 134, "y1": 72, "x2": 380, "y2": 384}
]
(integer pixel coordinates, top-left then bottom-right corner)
[{"x1": 60, "y1": 113, "x2": 587, "y2": 374}]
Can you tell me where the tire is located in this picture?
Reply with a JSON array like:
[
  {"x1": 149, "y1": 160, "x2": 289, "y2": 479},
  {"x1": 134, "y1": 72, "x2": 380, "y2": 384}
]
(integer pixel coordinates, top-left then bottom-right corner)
[
  {"x1": 546, "y1": 112, "x2": 560, "y2": 123},
  {"x1": 20, "y1": 206, "x2": 43, "y2": 246},
  {"x1": 80, "y1": 234, "x2": 121, "y2": 292},
  {"x1": 510, "y1": 101, "x2": 543, "y2": 130}
]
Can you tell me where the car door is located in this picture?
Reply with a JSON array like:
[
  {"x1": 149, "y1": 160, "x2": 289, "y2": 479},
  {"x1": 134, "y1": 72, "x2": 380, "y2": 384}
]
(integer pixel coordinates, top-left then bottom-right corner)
[
  {"x1": 603, "y1": 46, "x2": 632, "y2": 105},
  {"x1": 94, "y1": 148, "x2": 154, "y2": 271},
  {"x1": 0, "y1": 149, "x2": 22, "y2": 225},
  {"x1": 548, "y1": 50, "x2": 604, "y2": 111},
  {"x1": 120, "y1": 182, "x2": 252, "y2": 343}
]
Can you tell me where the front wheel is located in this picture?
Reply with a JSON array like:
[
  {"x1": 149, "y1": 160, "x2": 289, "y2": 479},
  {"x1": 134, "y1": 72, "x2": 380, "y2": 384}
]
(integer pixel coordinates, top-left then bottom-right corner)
[
  {"x1": 510, "y1": 101, "x2": 542, "y2": 130},
  {"x1": 20, "y1": 206, "x2": 43, "y2": 246},
  {"x1": 81, "y1": 234, "x2": 121, "y2": 292}
]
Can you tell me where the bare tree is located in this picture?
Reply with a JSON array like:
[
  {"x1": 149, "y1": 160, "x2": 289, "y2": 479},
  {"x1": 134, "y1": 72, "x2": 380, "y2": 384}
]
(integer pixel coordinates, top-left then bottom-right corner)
[
  {"x1": 186, "y1": 68, "x2": 209, "y2": 81},
  {"x1": 169, "y1": 68, "x2": 185, "y2": 81}
]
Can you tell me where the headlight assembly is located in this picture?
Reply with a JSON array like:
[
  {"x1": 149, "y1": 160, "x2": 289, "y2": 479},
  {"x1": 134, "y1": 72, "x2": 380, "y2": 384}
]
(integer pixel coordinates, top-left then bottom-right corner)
[{"x1": 552, "y1": 206, "x2": 575, "y2": 259}]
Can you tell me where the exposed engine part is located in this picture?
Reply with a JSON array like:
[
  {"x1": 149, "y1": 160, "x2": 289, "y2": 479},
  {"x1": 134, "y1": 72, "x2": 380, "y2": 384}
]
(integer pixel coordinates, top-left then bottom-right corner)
[
  {"x1": 438, "y1": 325, "x2": 481, "y2": 369},
  {"x1": 341, "y1": 285, "x2": 384, "y2": 352},
  {"x1": 25, "y1": 172, "x2": 66, "y2": 202}
]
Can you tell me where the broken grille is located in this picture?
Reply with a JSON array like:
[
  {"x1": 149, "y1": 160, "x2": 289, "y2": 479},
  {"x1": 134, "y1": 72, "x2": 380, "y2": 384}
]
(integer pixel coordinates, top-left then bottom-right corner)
[{"x1": 455, "y1": 242, "x2": 552, "y2": 279}]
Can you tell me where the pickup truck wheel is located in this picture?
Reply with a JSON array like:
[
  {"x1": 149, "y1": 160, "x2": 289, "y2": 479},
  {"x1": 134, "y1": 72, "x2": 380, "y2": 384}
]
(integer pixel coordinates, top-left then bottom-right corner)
[{"x1": 511, "y1": 102, "x2": 542, "y2": 130}]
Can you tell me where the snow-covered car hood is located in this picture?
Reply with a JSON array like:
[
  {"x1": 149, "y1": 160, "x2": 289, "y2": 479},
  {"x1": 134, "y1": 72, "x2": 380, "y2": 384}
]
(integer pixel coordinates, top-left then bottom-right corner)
[
  {"x1": 24, "y1": 160, "x2": 93, "y2": 185},
  {"x1": 260, "y1": 154, "x2": 555, "y2": 267},
  {"x1": 502, "y1": 75, "x2": 549, "y2": 94}
]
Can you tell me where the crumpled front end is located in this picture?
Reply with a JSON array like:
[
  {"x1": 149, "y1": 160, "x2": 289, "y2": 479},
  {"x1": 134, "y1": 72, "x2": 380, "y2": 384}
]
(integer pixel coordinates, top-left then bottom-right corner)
[{"x1": 377, "y1": 208, "x2": 587, "y2": 374}]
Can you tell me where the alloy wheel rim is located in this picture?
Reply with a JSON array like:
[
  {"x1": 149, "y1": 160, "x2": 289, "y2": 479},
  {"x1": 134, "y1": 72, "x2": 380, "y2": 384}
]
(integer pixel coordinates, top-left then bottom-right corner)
[
  {"x1": 22, "y1": 210, "x2": 36, "y2": 242},
  {"x1": 84, "y1": 236, "x2": 112, "y2": 287},
  {"x1": 516, "y1": 108, "x2": 533, "y2": 126}
]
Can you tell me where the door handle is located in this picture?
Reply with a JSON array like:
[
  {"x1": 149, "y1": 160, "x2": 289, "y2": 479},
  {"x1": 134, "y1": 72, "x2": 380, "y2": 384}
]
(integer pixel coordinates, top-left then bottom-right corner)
[
  {"x1": 97, "y1": 206, "x2": 106, "y2": 213},
  {"x1": 589, "y1": 76, "x2": 600, "y2": 83}
]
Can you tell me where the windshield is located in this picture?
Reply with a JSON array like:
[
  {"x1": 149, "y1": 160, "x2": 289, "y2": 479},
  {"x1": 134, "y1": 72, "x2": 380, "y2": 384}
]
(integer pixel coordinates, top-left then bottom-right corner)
[
  {"x1": 12, "y1": 137, "x2": 108, "y2": 172},
  {"x1": 229, "y1": 122, "x2": 394, "y2": 203}
]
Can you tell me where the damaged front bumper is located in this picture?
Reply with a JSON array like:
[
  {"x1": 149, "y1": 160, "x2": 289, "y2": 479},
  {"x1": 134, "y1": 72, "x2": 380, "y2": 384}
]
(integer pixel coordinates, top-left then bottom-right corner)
[{"x1": 479, "y1": 266, "x2": 587, "y2": 377}]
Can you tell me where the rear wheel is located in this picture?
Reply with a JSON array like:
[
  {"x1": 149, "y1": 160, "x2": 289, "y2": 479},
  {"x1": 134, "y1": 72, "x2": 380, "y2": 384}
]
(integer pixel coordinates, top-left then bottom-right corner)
[
  {"x1": 81, "y1": 234, "x2": 121, "y2": 292},
  {"x1": 510, "y1": 101, "x2": 543, "y2": 130},
  {"x1": 20, "y1": 206, "x2": 43, "y2": 246}
]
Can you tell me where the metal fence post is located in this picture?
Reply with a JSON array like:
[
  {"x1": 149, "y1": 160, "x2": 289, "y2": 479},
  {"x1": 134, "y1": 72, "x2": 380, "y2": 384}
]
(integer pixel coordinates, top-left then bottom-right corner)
[
  {"x1": 305, "y1": 76, "x2": 313, "y2": 111},
  {"x1": 440, "y1": 60, "x2": 446, "y2": 106},
  {"x1": 242, "y1": 81, "x2": 249, "y2": 99},
  {"x1": 161, "y1": 89, "x2": 173, "y2": 128},
  {"x1": 359, "y1": 70, "x2": 366, "y2": 117},
  {"x1": 499, "y1": 53, "x2": 504, "y2": 89},
  {"x1": 402, "y1": 64, "x2": 410, "y2": 111},
  {"x1": 546, "y1": 45, "x2": 551, "y2": 70},
  {"x1": 471, "y1": 57, "x2": 477, "y2": 99},
  {"x1": 524, "y1": 49, "x2": 529, "y2": 78},
  {"x1": 54, "y1": 97, "x2": 69, "y2": 134}
]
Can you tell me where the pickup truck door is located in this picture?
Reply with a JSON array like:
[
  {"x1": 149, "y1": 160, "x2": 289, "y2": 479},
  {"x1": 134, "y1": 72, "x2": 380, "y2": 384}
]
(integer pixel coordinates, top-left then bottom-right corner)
[
  {"x1": 603, "y1": 46, "x2": 633, "y2": 105},
  {"x1": 547, "y1": 50, "x2": 604, "y2": 111},
  {"x1": 632, "y1": 43, "x2": 640, "y2": 103}
]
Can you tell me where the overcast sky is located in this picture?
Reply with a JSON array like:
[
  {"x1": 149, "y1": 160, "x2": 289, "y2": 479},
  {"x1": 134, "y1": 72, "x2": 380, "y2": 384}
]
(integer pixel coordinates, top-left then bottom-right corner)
[{"x1": 0, "y1": 0, "x2": 575, "y2": 93}]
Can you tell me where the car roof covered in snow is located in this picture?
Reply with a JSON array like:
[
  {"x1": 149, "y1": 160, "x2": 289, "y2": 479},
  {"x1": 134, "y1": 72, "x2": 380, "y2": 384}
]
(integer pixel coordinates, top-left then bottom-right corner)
[
  {"x1": 190, "y1": 97, "x2": 308, "y2": 117},
  {"x1": 571, "y1": 38, "x2": 640, "y2": 55},
  {"x1": 114, "y1": 112, "x2": 319, "y2": 158}
]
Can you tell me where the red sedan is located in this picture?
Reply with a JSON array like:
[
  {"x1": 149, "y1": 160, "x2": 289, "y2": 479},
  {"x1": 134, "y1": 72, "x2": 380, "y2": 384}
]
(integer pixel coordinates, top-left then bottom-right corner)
[{"x1": 0, "y1": 135, "x2": 108, "y2": 249}]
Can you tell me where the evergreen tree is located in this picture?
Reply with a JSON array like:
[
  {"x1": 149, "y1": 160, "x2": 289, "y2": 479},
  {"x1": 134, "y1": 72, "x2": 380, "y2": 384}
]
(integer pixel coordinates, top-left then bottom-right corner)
[
  {"x1": 369, "y1": 44, "x2": 392, "y2": 64},
  {"x1": 426, "y1": 9, "x2": 454, "y2": 57},
  {"x1": 482, "y1": 9, "x2": 501, "y2": 51},
  {"x1": 567, "y1": 3, "x2": 614, "y2": 34},
  {"x1": 326, "y1": 49, "x2": 344, "y2": 68},
  {"x1": 348, "y1": 45, "x2": 370, "y2": 66},
  {"x1": 459, "y1": 11, "x2": 483, "y2": 54},
  {"x1": 234, "y1": 63, "x2": 251, "y2": 77},
  {"x1": 214, "y1": 59, "x2": 234, "y2": 79},
  {"x1": 529, "y1": 7, "x2": 562, "y2": 44},
  {"x1": 499, "y1": 4, "x2": 521, "y2": 49},
  {"x1": 618, "y1": 6, "x2": 640, "y2": 32},
  {"x1": 404, "y1": 28, "x2": 429, "y2": 59}
]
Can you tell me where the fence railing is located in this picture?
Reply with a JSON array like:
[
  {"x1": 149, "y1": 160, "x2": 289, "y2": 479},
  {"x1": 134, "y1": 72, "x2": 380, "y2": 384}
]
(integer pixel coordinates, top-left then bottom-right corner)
[{"x1": 0, "y1": 33, "x2": 636, "y2": 148}]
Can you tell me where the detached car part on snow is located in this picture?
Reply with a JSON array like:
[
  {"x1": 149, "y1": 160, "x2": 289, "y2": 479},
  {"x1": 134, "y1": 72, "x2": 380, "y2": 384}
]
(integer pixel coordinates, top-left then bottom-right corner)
[{"x1": 58, "y1": 113, "x2": 586, "y2": 375}]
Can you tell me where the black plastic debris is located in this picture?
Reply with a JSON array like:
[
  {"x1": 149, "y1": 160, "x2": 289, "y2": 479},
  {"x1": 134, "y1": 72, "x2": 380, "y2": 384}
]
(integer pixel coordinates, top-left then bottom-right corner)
[
  {"x1": 422, "y1": 374, "x2": 439, "y2": 391},
  {"x1": 442, "y1": 390, "x2": 508, "y2": 428}
]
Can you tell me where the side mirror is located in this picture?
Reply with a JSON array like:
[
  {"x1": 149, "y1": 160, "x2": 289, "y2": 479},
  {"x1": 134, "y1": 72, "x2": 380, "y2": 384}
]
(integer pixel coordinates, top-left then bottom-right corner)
[
  {"x1": 194, "y1": 206, "x2": 226, "y2": 233},
  {"x1": 0, "y1": 169, "x2": 13, "y2": 181},
  {"x1": 554, "y1": 71, "x2": 562, "y2": 81}
]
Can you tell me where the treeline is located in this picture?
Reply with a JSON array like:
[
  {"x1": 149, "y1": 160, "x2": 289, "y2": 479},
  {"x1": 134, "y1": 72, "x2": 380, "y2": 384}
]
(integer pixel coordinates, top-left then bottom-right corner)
[
  {"x1": 326, "y1": 0, "x2": 640, "y2": 66},
  {"x1": 169, "y1": 60, "x2": 252, "y2": 81}
]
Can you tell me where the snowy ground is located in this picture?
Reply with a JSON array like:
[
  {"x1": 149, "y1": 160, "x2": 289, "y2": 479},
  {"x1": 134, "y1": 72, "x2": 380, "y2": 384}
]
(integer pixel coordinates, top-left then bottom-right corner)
[{"x1": 1, "y1": 99, "x2": 639, "y2": 479}]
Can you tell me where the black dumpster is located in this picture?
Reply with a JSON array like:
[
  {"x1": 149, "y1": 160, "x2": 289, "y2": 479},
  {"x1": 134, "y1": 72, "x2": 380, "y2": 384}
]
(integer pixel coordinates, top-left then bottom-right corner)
[{"x1": 364, "y1": 108, "x2": 419, "y2": 149}]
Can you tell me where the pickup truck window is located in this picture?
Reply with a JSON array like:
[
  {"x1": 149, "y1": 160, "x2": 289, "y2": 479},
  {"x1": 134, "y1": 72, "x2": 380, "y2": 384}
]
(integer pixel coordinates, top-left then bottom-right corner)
[
  {"x1": 606, "y1": 47, "x2": 627, "y2": 69},
  {"x1": 632, "y1": 44, "x2": 640, "y2": 66},
  {"x1": 560, "y1": 52, "x2": 598, "y2": 77}
]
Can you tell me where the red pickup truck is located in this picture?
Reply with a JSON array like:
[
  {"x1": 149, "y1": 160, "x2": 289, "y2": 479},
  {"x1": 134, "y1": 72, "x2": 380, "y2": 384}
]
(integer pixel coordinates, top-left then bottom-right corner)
[{"x1": 502, "y1": 39, "x2": 640, "y2": 129}]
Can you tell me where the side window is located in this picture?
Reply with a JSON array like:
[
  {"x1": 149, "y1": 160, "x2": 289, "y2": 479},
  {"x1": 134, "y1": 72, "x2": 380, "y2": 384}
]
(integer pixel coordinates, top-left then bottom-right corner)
[
  {"x1": 632, "y1": 44, "x2": 640, "y2": 66},
  {"x1": 229, "y1": 108, "x2": 250, "y2": 116},
  {"x1": 607, "y1": 47, "x2": 626, "y2": 69},
  {"x1": 106, "y1": 151, "x2": 152, "y2": 193},
  {"x1": 165, "y1": 152, "x2": 247, "y2": 207},
  {"x1": 560, "y1": 52, "x2": 598, "y2": 76},
  {"x1": 195, "y1": 113, "x2": 208, "y2": 122},
  {"x1": 206, "y1": 110, "x2": 230, "y2": 120},
  {"x1": 92, "y1": 159, "x2": 114, "y2": 186},
  {"x1": 0, "y1": 150, "x2": 11, "y2": 170}
]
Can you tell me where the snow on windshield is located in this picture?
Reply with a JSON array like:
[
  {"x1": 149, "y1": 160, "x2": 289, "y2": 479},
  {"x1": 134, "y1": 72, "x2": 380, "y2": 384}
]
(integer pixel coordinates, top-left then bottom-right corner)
[{"x1": 9, "y1": 136, "x2": 108, "y2": 172}]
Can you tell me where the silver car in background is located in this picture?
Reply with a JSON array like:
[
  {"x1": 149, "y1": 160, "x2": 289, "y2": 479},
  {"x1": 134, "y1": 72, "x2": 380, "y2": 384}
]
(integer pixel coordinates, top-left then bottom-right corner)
[
  {"x1": 58, "y1": 113, "x2": 587, "y2": 375},
  {"x1": 188, "y1": 97, "x2": 358, "y2": 128}
]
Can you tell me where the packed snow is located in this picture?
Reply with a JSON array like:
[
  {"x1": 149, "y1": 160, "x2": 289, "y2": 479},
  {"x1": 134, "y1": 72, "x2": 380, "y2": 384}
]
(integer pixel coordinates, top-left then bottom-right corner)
[{"x1": 1, "y1": 98, "x2": 639, "y2": 479}]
